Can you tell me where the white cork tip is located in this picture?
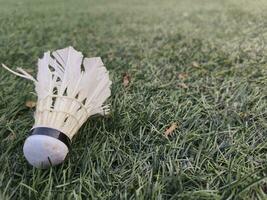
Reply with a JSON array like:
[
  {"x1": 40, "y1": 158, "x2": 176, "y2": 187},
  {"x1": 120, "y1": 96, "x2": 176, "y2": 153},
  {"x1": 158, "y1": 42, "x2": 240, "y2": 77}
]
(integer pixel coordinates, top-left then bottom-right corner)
[{"x1": 23, "y1": 135, "x2": 69, "y2": 169}]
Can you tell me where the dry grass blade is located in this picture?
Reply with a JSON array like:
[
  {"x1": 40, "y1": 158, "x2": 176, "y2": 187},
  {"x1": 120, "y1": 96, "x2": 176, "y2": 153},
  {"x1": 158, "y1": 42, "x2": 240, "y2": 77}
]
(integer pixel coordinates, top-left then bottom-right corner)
[
  {"x1": 25, "y1": 68, "x2": 34, "y2": 73},
  {"x1": 3, "y1": 132, "x2": 16, "y2": 141},
  {"x1": 192, "y1": 61, "x2": 200, "y2": 68}
]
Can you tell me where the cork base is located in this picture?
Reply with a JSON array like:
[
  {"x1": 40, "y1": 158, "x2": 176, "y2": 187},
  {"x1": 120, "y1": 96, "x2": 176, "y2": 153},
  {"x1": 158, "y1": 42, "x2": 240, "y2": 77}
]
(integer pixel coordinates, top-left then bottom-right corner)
[{"x1": 23, "y1": 135, "x2": 69, "y2": 169}]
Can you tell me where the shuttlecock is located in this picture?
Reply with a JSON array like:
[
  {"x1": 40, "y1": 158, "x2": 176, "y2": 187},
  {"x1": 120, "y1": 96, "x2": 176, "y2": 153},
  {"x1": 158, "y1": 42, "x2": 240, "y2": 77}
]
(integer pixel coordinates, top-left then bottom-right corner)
[{"x1": 2, "y1": 46, "x2": 112, "y2": 168}]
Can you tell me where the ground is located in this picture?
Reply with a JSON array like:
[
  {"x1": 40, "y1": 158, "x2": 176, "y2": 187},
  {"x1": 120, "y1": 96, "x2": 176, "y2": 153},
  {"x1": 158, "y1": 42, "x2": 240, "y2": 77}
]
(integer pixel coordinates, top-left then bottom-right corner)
[{"x1": 0, "y1": 0, "x2": 266, "y2": 199}]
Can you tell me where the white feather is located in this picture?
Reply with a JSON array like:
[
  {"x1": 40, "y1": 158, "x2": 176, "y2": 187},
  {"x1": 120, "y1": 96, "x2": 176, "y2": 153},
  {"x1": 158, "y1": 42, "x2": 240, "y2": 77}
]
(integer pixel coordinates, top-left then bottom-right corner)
[{"x1": 2, "y1": 46, "x2": 112, "y2": 139}]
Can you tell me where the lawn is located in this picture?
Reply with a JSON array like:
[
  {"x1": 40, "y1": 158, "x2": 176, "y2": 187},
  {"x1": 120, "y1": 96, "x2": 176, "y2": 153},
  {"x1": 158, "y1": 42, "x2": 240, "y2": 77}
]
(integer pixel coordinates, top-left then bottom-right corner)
[{"x1": 0, "y1": 0, "x2": 266, "y2": 199}]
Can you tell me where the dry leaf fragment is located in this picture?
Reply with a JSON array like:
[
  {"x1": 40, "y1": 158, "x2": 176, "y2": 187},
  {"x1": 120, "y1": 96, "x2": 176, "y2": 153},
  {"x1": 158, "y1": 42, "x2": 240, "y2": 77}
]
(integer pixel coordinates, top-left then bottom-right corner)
[
  {"x1": 178, "y1": 83, "x2": 189, "y2": 89},
  {"x1": 192, "y1": 61, "x2": 200, "y2": 68},
  {"x1": 178, "y1": 72, "x2": 188, "y2": 80},
  {"x1": 164, "y1": 123, "x2": 178, "y2": 137},
  {"x1": 25, "y1": 100, "x2": 36, "y2": 108},
  {"x1": 122, "y1": 73, "x2": 131, "y2": 87}
]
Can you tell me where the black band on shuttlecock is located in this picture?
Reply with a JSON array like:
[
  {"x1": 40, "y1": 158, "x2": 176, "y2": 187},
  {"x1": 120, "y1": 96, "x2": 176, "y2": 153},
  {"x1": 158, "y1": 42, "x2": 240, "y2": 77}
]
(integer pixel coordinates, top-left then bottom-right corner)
[{"x1": 30, "y1": 127, "x2": 71, "y2": 148}]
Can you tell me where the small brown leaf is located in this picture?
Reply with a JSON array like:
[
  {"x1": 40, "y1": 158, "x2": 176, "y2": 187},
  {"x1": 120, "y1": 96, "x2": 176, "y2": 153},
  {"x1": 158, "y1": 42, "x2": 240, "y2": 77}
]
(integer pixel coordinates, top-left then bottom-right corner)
[
  {"x1": 178, "y1": 83, "x2": 189, "y2": 89},
  {"x1": 192, "y1": 61, "x2": 200, "y2": 68},
  {"x1": 123, "y1": 73, "x2": 131, "y2": 87},
  {"x1": 178, "y1": 72, "x2": 188, "y2": 80},
  {"x1": 164, "y1": 123, "x2": 178, "y2": 137},
  {"x1": 26, "y1": 100, "x2": 36, "y2": 108}
]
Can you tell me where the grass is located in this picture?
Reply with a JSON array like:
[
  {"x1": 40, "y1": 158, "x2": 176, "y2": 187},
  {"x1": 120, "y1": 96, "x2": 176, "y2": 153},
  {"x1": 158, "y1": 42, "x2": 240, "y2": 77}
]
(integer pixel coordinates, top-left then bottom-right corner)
[{"x1": 0, "y1": 0, "x2": 267, "y2": 199}]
